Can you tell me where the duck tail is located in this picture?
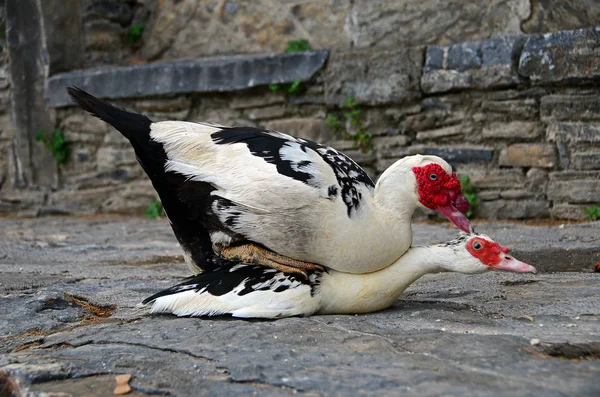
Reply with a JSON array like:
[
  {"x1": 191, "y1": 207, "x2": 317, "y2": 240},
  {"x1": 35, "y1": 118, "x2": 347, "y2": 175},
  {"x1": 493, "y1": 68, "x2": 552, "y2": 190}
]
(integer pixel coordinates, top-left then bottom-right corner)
[{"x1": 67, "y1": 86, "x2": 153, "y2": 147}]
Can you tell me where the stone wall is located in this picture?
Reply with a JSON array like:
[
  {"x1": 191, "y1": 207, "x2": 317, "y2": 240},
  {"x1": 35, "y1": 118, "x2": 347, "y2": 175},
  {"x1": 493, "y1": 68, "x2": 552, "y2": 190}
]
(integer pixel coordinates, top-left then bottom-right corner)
[{"x1": 0, "y1": 0, "x2": 599, "y2": 220}]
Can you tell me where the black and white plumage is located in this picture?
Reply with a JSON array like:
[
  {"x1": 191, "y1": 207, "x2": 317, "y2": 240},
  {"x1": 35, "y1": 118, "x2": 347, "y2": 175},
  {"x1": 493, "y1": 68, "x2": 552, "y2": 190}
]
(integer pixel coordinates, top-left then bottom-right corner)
[
  {"x1": 143, "y1": 234, "x2": 537, "y2": 319},
  {"x1": 67, "y1": 87, "x2": 471, "y2": 275}
]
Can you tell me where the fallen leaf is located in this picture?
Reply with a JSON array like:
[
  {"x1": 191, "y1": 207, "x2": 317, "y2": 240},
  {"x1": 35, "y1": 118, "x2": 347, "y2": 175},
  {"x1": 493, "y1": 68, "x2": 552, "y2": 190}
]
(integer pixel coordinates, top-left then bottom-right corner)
[{"x1": 114, "y1": 374, "x2": 132, "y2": 395}]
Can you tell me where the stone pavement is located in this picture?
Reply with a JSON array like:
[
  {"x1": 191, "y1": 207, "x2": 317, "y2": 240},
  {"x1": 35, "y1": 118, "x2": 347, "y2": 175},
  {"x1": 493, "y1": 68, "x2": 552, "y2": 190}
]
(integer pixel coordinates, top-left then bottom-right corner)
[{"x1": 0, "y1": 217, "x2": 599, "y2": 396}]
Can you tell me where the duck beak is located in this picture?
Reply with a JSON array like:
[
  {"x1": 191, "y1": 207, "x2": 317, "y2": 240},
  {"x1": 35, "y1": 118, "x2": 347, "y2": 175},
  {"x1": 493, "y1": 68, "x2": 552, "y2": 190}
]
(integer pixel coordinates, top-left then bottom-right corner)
[
  {"x1": 436, "y1": 203, "x2": 473, "y2": 233},
  {"x1": 493, "y1": 255, "x2": 537, "y2": 273}
]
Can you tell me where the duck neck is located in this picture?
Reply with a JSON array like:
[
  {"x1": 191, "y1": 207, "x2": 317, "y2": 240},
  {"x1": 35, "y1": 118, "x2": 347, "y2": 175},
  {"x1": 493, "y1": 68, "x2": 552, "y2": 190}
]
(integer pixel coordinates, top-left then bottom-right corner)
[
  {"x1": 319, "y1": 246, "x2": 447, "y2": 314},
  {"x1": 373, "y1": 166, "x2": 419, "y2": 221}
]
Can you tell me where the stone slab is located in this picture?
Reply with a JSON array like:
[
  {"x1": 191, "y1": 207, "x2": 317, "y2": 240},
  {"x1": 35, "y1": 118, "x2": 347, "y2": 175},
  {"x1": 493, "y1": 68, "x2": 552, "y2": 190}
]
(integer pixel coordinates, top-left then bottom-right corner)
[
  {"x1": 519, "y1": 27, "x2": 600, "y2": 83},
  {"x1": 422, "y1": 147, "x2": 494, "y2": 165},
  {"x1": 422, "y1": 35, "x2": 527, "y2": 94},
  {"x1": 46, "y1": 51, "x2": 329, "y2": 107},
  {"x1": 0, "y1": 217, "x2": 598, "y2": 396},
  {"x1": 325, "y1": 47, "x2": 423, "y2": 106},
  {"x1": 0, "y1": 217, "x2": 600, "y2": 397}
]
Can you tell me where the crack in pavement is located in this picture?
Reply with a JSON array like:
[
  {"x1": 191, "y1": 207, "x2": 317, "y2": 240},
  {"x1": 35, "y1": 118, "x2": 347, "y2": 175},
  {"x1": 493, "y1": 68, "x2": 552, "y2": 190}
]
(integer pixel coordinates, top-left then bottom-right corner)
[{"x1": 310, "y1": 317, "x2": 415, "y2": 355}]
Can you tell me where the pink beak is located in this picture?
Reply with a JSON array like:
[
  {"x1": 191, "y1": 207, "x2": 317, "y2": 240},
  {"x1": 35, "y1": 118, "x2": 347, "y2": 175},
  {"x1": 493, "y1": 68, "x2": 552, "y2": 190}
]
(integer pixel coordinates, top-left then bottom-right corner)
[
  {"x1": 493, "y1": 255, "x2": 537, "y2": 273},
  {"x1": 436, "y1": 203, "x2": 473, "y2": 233}
]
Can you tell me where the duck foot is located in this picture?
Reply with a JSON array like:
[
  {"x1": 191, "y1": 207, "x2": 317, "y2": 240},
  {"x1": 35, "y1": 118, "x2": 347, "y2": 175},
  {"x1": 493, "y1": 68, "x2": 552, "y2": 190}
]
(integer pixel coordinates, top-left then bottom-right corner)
[{"x1": 215, "y1": 243, "x2": 325, "y2": 279}]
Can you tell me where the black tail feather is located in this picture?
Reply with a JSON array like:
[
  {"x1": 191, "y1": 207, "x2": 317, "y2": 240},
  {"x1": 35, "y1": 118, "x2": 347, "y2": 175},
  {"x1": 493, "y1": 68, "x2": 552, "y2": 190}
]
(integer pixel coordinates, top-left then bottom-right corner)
[{"x1": 67, "y1": 86, "x2": 152, "y2": 145}]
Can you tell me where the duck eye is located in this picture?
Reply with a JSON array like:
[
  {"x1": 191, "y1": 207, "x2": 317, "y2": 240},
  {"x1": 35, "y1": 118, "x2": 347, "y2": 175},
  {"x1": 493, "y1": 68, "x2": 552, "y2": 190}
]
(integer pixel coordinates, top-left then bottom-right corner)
[
  {"x1": 429, "y1": 173, "x2": 438, "y2": 181},
  {"x1": 473, "y1": 241, "x2": 482, "y2": 250}
]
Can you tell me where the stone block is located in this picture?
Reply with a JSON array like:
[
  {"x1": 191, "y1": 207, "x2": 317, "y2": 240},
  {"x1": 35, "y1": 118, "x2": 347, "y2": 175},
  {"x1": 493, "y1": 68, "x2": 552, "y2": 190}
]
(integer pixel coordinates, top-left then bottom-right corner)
[
  {"x1": 343, "y1": 150, "x2": 377, "y2": 166},
  {"x1": 480, "y1": 98, "x2": 538, "y2": 120},
  {"x1": 478, "y1": 191, "x2": 501, "y2": 201},
  {"x1": 247, "y1": 105, "x2": 286, "y2": 121},
  {"x1": 519, "y1": 27, "x2": 600, "y2": 83},
  {"x1": 526, "y1": 167, "x2": 549, "y2": 192},
  {"x1": 422, "y1": 147, "x2": 494, "y2": 165},
  {"x1": 83, "y1": 0, "x2": 133, "y2": 25},
  {"x1": 0, "y1": 190, "x2": 46, "y2": 216},
  {"x1": 522, "y1": 0, "x2": 600, "y2": 34},
  {"x1": 372, "y1": 135, "x2": 410, "y2": 151},
  {"x1": 500, "y1": 189, "x2": 536, "y2": 199},
  {"x1": 96, "y1": 147, "x2": 137, "y2": 169},
  {"x1": 103, "y1": 129, "x2": 130, "y2": 145},
  {"x1": 482, "y1": 121, "x2": 541, "y2": 139},
  {"x1": 47, "y1": 51, "x2": 329, "y2": 107},
  {"x1": 48, "y1": 186, "x2": 120, "y2": 215},
  {"x1": 60, "y1": 112, "x2": 110, "y2": 134},
  {"x1": 136, "y1": 97, "x2": 192, "y2": 113},
  {"x1": 570, "y1": 152, "x2": 600, "y2": 170},
  {"x1": 347, "y1": 0, "x2": 529, "y2": 48},
  {"x1": 550, "y1": 203, "x2": 594, "y2": 220},
  {"x1": 83, "y1": 20, "x2": 123, "y2": 52},
  {"x1": 547, "y1": 171, "x2": 600, "y2": 203},
  {"x1": 470, "y1": 170, "x2": 526, "y2": 189},
  {"x1": 422, "y1": 35, "x2": 527, "y2": 94},
  {"x1": 325, "y1": 47, "x2": 423, "y2": 106},
  {"x1": 416, "y1": 124, "x2": 468, "y2": 141},
  {"x1": 477, "y1": 199, "x2": 550, "y2": 219},
  {"x1": 263, "y1": 118, "x2": 329, "y2": 142},
  {"x1": 540, "y1": 95, "x2": 600, "y2": 121},
  {"x1": 499, "y1": 144, "x2": 556, "y2": 168},
  {"x1": 231, "y1": 94, "x2": 285, "y2": 110},
  {"x1": 546, "y1": 122, "x2": 600, "y2": 144},
  {"x1": 100, "y1": 180, "x2": 157, "y2": 215}
]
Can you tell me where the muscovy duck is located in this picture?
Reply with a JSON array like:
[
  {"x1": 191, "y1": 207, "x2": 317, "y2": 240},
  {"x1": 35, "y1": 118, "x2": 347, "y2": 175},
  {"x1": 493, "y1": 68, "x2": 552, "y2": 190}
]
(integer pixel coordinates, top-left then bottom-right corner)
[
  {"x1": 68, "y1": 87, "x2": 472, "y2": 277},
  {"x1": 143, "y1": 233, "x2": 536, "y2": 318}
]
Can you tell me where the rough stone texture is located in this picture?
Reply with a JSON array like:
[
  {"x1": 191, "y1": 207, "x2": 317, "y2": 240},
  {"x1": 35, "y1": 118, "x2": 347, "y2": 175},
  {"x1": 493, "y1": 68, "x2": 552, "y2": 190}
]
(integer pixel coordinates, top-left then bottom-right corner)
[
  {"x1": 482, "y1": 121, "x2": 541, "y2": 139},
  {"x1": 519, "y1": 27, "x2": 600, "y2": 83},
  {"x1": 5, "y1": 0, "x2": 57, "y2": 188},
  {"x1": 522, "y1": 0, "x2": 600, "y2": 33},
  {"x1": 540, "y1": 95, "x2": 600, "y2": 122},
  {"x1": 149, "y1": 0, "x2": 351, "y2": 61},
  {"x1": 547, "y1": 171, "x2": 600, "y2": 204},
  {"x1": 422, "y1": 35, "x2": 527, "y2": 93},
  {"x1": 347, "y1": 0, "x2": 530, "y2": 49},
  {"x1": 46, "y1": 51, "x2": 329, "y2": 107},
  {"x1": 499, "y1": 144, "x2": 556, "y2": 168},
  {"x1": 422, "y1": 147, "x2": 494, "y2": 165},
  {"x1": 264, "y1": 118, "x2": 330, "y2": 143},
  {"x1": 0, "y1": 217, "x2": 599, "y2": 396},
  {"x1": 325, "y1": 47, "x2": 423, "y2": 106}
]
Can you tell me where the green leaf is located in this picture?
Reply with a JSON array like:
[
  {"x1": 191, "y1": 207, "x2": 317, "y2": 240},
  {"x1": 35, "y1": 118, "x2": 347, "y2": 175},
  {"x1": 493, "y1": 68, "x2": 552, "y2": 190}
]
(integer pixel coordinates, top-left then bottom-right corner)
[
  {"x1": 287, "y1": 80, "x2": 303, "y2": 95},
  {"x1": 127, "y1": 24, "x2": 145, "y2": 46},
  {"x1": 269, "y1": 84, "x2": 281, "y2": 93},
  {"x1": 285, "y1": 39, "x2": 311, "y2": 53},
  {"x1": 144, "y1": 199, "x2": 164, "y2": 219},
  {"x1": 584, "y1": 204, "x2": 600, "y2": 221}
]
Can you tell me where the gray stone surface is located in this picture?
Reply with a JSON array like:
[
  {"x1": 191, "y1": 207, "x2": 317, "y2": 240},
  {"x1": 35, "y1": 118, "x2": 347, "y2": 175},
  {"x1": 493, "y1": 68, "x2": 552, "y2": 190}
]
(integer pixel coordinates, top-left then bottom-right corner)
[
  {"x1": 422, "y1": 147, "x2": 495, "y2": 165},
  {"x1": 0, "y1": 217, "x2": 599, "y2": 396},
  {"x1": 522, "y1": 0, "x2": 600, "y2": 34},
  {"x1": 46, "y1": 51, "x2": 329, "y2": 107},
  {"x1": 421, "y1": 35, "x2": 526, "y2": 94},
  {"x1": 325, "y1": 47, "x2": 423, "y2": 106},
  {"x1": 519, "y1": 27, "x2": 600, "y2": 83}
]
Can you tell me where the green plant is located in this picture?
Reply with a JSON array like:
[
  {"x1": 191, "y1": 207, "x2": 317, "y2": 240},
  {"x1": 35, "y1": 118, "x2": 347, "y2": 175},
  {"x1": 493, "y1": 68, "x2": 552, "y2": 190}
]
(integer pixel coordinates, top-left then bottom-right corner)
[
  {"x1": 35, "y1": 128, "x2": 71, "y2": 165},
  {"x1": 127, "y1": 23, "x2": 144, "y2": 46},
  {"x1": 144, "y1": 199, "x2": 164, "y2": 219},
  {"x1": 269, "y1": 40, "x2": 311, "y2": 95},
  {"x1": 325, "y1": 96, "x2": 373, "y2": 152},
  {"x1": 584, "y1": 204, "x2": 600, "y2": 221},
  {"x1": 285, "y1": 39, "x2": 311, "y2": 53},
  {"x1": 458, "y1": 175, "x2": 478, "y2": 219}
]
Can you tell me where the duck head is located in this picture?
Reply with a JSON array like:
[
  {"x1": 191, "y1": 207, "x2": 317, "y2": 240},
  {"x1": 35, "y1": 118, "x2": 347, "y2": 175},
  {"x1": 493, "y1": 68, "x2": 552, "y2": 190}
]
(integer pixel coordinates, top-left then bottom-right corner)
[
  {"x1": 440, "y1": 233, "x2": 537, "y2": 274},
  {"x1": 375, "y1": 155, "x2": 472, "y2": 233}
]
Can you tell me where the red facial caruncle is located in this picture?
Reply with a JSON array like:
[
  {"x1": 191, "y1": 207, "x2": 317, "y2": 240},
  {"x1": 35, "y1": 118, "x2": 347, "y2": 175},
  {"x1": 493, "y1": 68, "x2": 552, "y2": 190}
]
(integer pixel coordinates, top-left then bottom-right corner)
[
  {"x1": 466, "y1": 236, "x2": 536, "y2": 273},
  {"x1": 412, "y1": 163, "x2": 472, "y2": 233}
]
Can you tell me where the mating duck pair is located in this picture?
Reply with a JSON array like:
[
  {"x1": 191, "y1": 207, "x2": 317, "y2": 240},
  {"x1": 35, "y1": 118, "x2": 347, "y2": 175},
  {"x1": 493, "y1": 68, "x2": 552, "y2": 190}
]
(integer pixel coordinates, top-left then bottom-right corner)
[{"x1": 68, "y1": 88, "x2": 536, "y2": 319}]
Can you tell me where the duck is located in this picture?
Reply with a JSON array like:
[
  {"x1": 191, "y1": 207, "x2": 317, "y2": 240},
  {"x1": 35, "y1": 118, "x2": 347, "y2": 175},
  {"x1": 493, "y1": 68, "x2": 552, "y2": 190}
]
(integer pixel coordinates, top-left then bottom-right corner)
[
  {"x1": 142, "y1": 233, "x2": 537, "y2": 318},
  {"x1": 67, "y1": 87, "x2": 472, "y2": 277}
]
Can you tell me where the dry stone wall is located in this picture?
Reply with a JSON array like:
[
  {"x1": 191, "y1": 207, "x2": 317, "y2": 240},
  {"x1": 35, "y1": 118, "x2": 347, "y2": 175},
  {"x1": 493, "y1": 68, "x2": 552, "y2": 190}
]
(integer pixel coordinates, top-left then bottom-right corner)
[{"x1": 0, "y1": 0, "x2": 599, "y2": 220}]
